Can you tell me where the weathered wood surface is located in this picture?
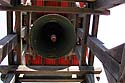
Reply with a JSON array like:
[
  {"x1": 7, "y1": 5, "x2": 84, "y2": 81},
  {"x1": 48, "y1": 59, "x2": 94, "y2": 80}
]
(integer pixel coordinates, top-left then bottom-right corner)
[
  {"x1": 119, "y1": 44, "x2": 125, "y2": 83},
  {"x1": 15, "y1": 11, "x2": 22, "y2": 65},
  {"x1": 3, "y1": 73, "x2": 15, "y2": 83},
  {"x1": 94, "y1": 0, "x2": 125, "y2": 10},
  {"x1": 104, "y1": 68, "x2": 117, "y2": 83},
  {"x1": 0, "y1": 65, "x2": 101, "y2": 74},
  {"x1": 88, "y1": 15, "x2": 99, "y2": 66},
  {"x1": 0, "y1": 34, "x2": 17, "y2": 63},
  {"x1": 81, "y1": 15, "x2": 91, "y2": 65},
  {"x1": 0, "y1": 6, "x2": 110, "y2": 15},
  {"x1": 108, "y1": 43, "x2": 124, "y2": 63},
  {"x1": 87, "y1": 37, "x2": 119, "y2": 80}
]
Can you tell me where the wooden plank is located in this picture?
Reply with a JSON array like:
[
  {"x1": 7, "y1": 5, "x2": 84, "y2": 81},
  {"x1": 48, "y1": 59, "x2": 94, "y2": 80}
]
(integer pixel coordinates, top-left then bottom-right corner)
[
  {"x1": 0, "y1": 6, "x2": 110, "y2": 15},
  {"x1": 0, "y1": 34, "x2": 17, "y2": 63},
  {"x1": 81, "y1": 15, "x2": 91, "y2": 65},
  {"x1": 3, "y1": 73, "x2": 15, "y2": 83},
  {"x1": 19, "y1": 78, "x2": 83, "y2": 82},
  {"x1": 94, "y1": 0, "x2": 125, "y2": 10},
  {"x1": 88, "y1": 15, "x2": 99, "y2": 66},
  {"x1": 15, "y1": 11, "x2": 22, "y2": 65},
  {"x1": 87, "y1": 37, "x2": 119, "y2": 80},
  {"x1": 0, "y1": 65, "x2": 101, "y2": 74}
]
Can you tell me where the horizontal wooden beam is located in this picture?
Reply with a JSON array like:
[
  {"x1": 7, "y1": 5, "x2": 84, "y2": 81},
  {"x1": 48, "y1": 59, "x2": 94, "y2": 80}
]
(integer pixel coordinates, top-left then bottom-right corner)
[
  {"x1": 0, "y1": 34, "x2": 17, "y2": 63},
  {"x1": 0, "y1": 6, "x2": 110, "y2": 15},
  {"x1": 0, "y1": 65, "x2": 101, "y2": 74},
  {"x1": 19, "y1": 78, "x2": 83, "y2": 82},
  {"x1": 94, "y1": 0, "x2": 125, "y2": 10},
  {"x1": 87, "y1": 37, "x2": 119, "y2": 80}
]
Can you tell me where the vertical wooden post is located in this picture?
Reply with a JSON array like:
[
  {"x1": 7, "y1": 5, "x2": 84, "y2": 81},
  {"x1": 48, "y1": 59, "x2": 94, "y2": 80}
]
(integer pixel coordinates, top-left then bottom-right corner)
[
  {"x1": 88, "y1": 15, "x2": 99, "y2": 66},
  {"x1": 26, "y1": 12, "x2": 31, "y2": 65},
  {"x1": 81, "y1": 15, "x2": 91, "y2": 65},
  {"x1": 15, "y1": 11, "x2": 22, "y2": 65},
  {"x1": 7, "y1": 11, "x2": 15, "y2": 65}
]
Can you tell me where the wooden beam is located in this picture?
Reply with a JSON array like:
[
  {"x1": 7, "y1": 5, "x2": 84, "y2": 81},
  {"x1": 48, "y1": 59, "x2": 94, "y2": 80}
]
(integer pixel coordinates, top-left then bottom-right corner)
[
  {"x1": 108, "y1": 43, "x2": 124, "y2": 63},
  {"x1": 0, "y1": 34, "x2": 17, "y2": 63},
  {"x1": 19, "y1": 78, "x2": 83, "y2": 82},
  {"x1": 15, "y1": 11, "x2": 22, "y2": 65},
  {"x1": 25, "y1": 12, "x2": 31, "y2": 65},
  {"x1": 87, "y1": 37, "x2": 119, "y2": 80},
  {"x1": 7, "y1": 11, "x2": 15, "y2": 65},
  {"x1": 104, "y1": 68, "x2": 117, "y2": 83},
  {"x1": 0, "y1": 6, "x2": 110, "y2": 15},
  {"x1": 88, "y1": 15, "x2": 99, "y2": 66},
  {"x1": 0, "y1": 65, "x2": 101, "y2": 74},
  {"x1": 3, "y1": 73, "x2": 15, "y2": 83},
  {"x1": 81, "y1": 15, "x2": 91, "y2": 65},
  {"x1": 94, "y1": 0, "x2": 125, "y2": 10}
]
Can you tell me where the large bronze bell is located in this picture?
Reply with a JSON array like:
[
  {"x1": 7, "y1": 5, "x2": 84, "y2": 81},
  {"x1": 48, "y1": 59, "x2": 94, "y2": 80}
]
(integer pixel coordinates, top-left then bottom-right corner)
[{"x1": 30, "y1": 14, "x2": 76, "y2": 58}]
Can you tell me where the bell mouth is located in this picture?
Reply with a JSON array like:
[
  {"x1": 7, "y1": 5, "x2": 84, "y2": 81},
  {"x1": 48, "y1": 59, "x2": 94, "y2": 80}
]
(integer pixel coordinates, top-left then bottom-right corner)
[{"x1": 30, "y1": 14, "x2": 76, "y2": 58}]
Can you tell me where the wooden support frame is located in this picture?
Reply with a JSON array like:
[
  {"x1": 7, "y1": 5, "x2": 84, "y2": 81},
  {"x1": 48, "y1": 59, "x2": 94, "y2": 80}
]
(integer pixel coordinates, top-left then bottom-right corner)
[
  {"x1": 88, "y1": 15, "x2": 99, "y2": 66},
  {"x1": 0, "y1": 34, "x2": 17, "y2": 63},
  {"x1": 0, "y1": 6, "x2": 110, "y2": 15},
  {"x1": 15, "y1": 11, "x2": 22, "y2": 65},
  {"x1": 81, "y1": 15, "x2": 91, "y2": 65},
  {"x1": 0, "y1": 65, "x2": 101, "y2": 74},
  {"x1": 87, "y1": 37, "x2": 119, "y2": 80}
]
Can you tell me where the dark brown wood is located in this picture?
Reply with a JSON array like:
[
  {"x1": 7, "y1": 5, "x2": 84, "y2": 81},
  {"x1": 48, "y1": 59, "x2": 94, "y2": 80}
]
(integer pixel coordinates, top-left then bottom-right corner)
[
  {"x1": 3, "y1": 73, "x2": 15, "y2": 83},
  {"x1": 0, "y1": 34, "x2": 17, "y2": 63},
  {"x1": 87, "y1": 37, "x2": 119, "y2": 80},
  {"x1": 7, "y1": 11, "x2": 13, "y2": 34},
  {"x1": 25, "y1": 12, "x2": 32, "y2": 65},
  {"x1": 0, "y1": 6, "x2": 110, "y2": 15},
  {"x1": 88, "y1": 15, "x2": 99, "y2": 66},
  {"x1": 94, "y1": 0, "x2": 125, "y2": 10},
  {"x1": 7, "y1": 11, "x2": 15, "y2": 65},
  {"x1": 81, "y1": 15, "x2": 91, "y2": 65},
  {"x1": 15, "y1": 11, "x2": 22, "y2": 65}
]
